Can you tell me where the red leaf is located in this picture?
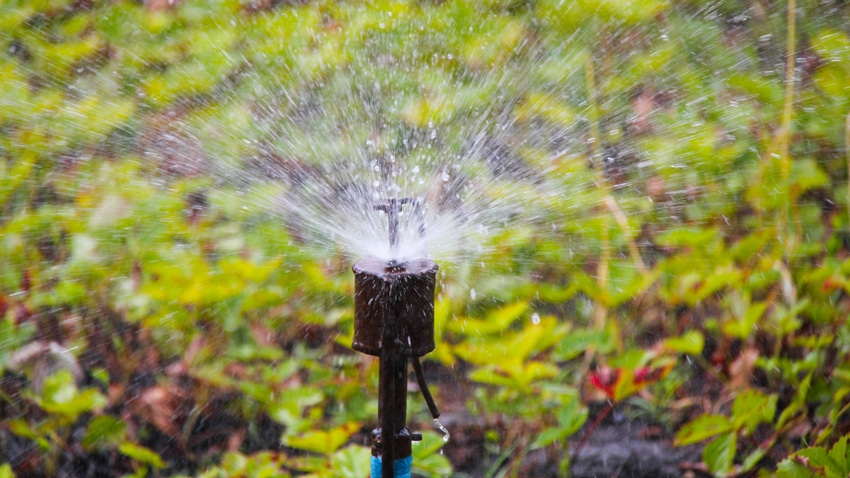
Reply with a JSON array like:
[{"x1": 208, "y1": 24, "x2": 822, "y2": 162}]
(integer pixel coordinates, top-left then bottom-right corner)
[{"x1": 589, "y1": 366, "x2": 620, "y2": 398}]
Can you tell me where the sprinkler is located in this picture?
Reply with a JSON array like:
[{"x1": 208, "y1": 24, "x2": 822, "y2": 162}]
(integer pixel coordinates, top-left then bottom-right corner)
[{"x1": 352, "y1": 197, "x2": 442, "y2": 478}]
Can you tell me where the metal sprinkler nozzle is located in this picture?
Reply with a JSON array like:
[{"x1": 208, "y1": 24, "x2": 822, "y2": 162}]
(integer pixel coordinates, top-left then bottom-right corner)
[
  {"x1": 374, "y1": 197, "x2": 426, "y2": 266},
  {"x1": 353, "y1": 197, "x2": 440, "y2": 478}
]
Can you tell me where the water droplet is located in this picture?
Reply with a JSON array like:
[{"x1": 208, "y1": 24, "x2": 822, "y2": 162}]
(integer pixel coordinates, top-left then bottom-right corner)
[
  {"x1": 531, "y1": 313, "x2": 540, "y2": 325},
  {"x1": 433, "y1": 418, "x2": 450, "y2": 443},
  {"x1": 469, "y1": 289, "x2": 476, "y2": 300}
]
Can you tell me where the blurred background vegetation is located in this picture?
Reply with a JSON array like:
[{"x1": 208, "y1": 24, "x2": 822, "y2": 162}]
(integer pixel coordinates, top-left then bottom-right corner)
[{"x1": 2, "y1": 0, "x2": 850, "y2": 476}]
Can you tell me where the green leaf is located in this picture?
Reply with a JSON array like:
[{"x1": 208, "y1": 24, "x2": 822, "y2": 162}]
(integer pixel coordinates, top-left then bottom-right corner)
[
  {"x1": 790, "y1": 159, "x2": 830, "y2": 196},
  {"x1": 246, "y1": 452, "x2": 288, "y2": 478},
  {"x1": 825, "y1": 435, "x2": 850, "y2": 477},
  {"x1": 7, "y1": 419, "x2": 37, "y2": 439},
  {"x1": 409, "y1": 430, "x2": 444, "y2": 458},
  {"x1": 413, "y1": 452, "x2": 453, "y2": 478},
  {"x1": 703, "y1": 432, "x2": 736, "y2": 477},
  {"x1": 675, "y1": 415, "x2": 734, "y2": 446},
  {"x1": 662, "y1": 330, "x2": 704, "y2": 355},
  {"x1": 776, "y1": 457, "x2": 815, "y2": 478},
  {"x1": 413, "y1": 432, "x2": 453, "y2": 477},
  {"x1": 467, "y1": 365, "x2": 516, "y2": 388},
  {"x1": 119, "y1": 442, "x2": 166, "y2": 469},
  {"x1": 329, "y1": 445, "x2": 372, "y2": 478},
  {"x1": 266, "y1": 387, "x2": 324, "y2": 429},
  {"x1": 557, "y1": 394, "x2": 588, "y2": 437},
  {"x1": 0, "y1": 318, "x2": 35, "y2": 370},
  {"x1": 655, "y1": 227, "x2": 719, "y2": 248},
  {"x1": 36, "y1": 370, "x2": 105, "y2": 421},
  {"x1": 448, "y1": 301, "x2": 528, "y2": 335},
  {"x1": 608, "y1": 348, "x2": 650, "y2": 370},
  {"x1": 282, "y1": 423, "x2": 359, "y2": 455},
  {"x1": 82, "y1": 415, "x2": 127, "y2": 450},
  {"x1": 723, "y1": 301, "x2": 768, "y2": 339},
  {"x1": 0, "y1": 463, "x2": 15, "y2": 478},
  {"x1": 41, "y1": 369, "x2": 78, "y2": 406},
  {"x1": 531, "y1": 427, "x2": 571, "y2": 450},
  {"x1": 740, "y1": 446, "x2": 767, "y2": 473},
  {"x1": 731, "y1": 390, "x2": 776, "y2": 432},
  {"x1": 778, "y1": 372, "x2": 811, "y2": 428},
  {"x1": 42, "y1": 388, "x2": 107, "y2": 420},
  {"x1": 797, "y1": 446, "x2": 840, "y2": 477},
  {"x1": 811, "y1": 28, "x2": 850, "y2": 63},
  {"x1": 553, "y1": 328, "x2": 615, "y2": 361}
]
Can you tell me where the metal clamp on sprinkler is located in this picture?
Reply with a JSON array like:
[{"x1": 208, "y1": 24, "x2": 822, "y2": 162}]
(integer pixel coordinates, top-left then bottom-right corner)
[{"x1": 352, "y1": 197, "x2": 442, "y2": 478}]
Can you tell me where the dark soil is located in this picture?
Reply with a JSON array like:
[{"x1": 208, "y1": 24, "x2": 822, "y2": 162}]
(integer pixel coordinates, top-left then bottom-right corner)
[
  {"x1": 435, "y1": 411, "x2": 703, "y2": 478},
  {"x1": 569, "y1": 421, "x2": 703, "y2": 478}
]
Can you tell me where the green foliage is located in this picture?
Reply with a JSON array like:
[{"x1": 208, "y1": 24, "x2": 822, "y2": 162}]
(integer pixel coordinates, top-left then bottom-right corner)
[
  {"x1": 2, "y1": 0, "x2": 850, "y2": 476},
  {"x1": 0, "y1": 464, "x2": 15, "y2": 478},
  {"x1": 675, "y1": 388, "x2": 781, "y2": 476},
  {"x1": 778, "y1": 435, "x2": 850, "y2": 478}
]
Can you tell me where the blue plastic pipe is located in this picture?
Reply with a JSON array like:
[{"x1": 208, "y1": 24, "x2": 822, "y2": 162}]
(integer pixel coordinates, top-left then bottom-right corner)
[{"x1": 370, "y1": 455, "x2": 412, "y2": 478}]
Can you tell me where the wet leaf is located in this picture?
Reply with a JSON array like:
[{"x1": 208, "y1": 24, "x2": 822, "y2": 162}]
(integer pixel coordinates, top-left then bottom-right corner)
[
  {"x1": 662, "y1": 330, "x2": 704, "y2": 355},
  {"x1": 776, "y1": 458, "x2": 815, "y2": 478},
  {"x1": 412, "y1": 432, "x2": 452, "y2": 477},
  {"x1": 731, "y1": 390, "x2": 776, "y2": 433},
  {"x1": 37, "y1": 370, "x2": 107, "y2": 420},
  {"x1": 0, "y1": 317, "x2": 35, "y2": 370},
  {"x1": 553, "y1": 327, "x2": 615, "y2": 361},
  {"x1": 82, "y1": 415, "x2": 127, "y2": 450},
  {"x1": 723, "y1": 300, "x2": 768, "y2": 339},
  {"x1": 329, "y1": 445, "x2": 371, "y2": 478},
  {"x1": 703, "y1": 432, "x2": 736, "y2": 477},
  {"x1": 675, "y1": 415, "x2": 734, "y2": 446},
  {"x1": 282, "y1": 423, "x2": 359, "y2": 455},
  {"x1": 824, "y1": 435, "x2": 850, "y2": 476},
  {"x1": 119, "y1": 443, "x2": 166, "y2": 469}
]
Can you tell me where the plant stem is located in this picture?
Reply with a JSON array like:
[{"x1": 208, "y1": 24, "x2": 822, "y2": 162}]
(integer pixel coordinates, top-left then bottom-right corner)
[
  {"x1": 778, "y1": 0, "x2": 797, "y2": 249},
  {"x1": 571, "y1": 402, "x2": 613, "y2": 461},
  {"x1": 780, "y1": 0, "x2": 796, "y2": 178},
  {"x1": 604, "y1": 195, "x2": 648, "y2": 275},
  {"x1": 586, "y1": 56, "x2": 610, "y2": 332},
  {"x1": 846, "y1": 111, "x2": 850, "y2": 235}
]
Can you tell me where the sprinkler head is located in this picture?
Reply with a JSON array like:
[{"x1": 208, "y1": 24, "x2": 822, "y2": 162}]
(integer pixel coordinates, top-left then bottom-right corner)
[
  {"x1": 351, "y1": 257, "x2": 438, "y2": 357},
  {"x1": 354, "y1": 196, "x2": 439, "y2": 477}
]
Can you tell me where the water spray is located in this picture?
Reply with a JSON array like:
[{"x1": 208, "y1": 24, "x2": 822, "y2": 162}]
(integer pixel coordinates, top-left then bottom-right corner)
[{"x1": 352, "y1": 197, "x2": 443, "y2": 478}]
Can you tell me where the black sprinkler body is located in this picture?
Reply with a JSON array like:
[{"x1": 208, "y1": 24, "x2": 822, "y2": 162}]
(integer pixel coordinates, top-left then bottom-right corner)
[
  {"x1": 352, "y1": 198, "x2": 441, "y2": 478},
  {"x1": 352, "y1": 258, "x2": 438, "y2": 357}
]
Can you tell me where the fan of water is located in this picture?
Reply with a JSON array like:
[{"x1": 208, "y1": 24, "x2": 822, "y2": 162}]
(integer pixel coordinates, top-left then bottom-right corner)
[{"x1": 168, "y1": 49, "x2": 575, "y2": 266}]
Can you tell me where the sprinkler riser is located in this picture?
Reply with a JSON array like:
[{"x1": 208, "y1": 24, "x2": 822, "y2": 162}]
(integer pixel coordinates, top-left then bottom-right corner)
[{"x1": 352, "y1": 256, "x2": 438, "y2": 478}]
